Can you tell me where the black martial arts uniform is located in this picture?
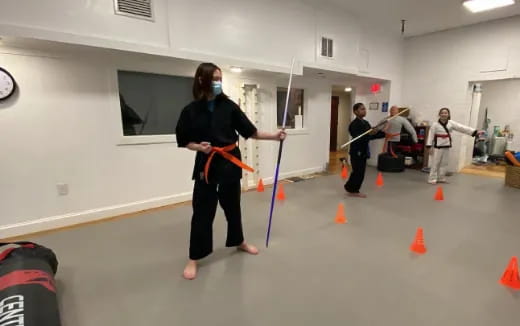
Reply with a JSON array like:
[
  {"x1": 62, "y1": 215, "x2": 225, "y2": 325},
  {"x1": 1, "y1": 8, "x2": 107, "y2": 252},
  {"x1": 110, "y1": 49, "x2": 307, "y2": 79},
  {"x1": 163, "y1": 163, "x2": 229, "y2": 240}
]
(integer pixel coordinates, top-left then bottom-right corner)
[
  {"x1": 344, "y1": 117, "x2": 385, "y2": 194},
  {"x1": 176, "y1": 95, "x2": 257, "y2": 260}
]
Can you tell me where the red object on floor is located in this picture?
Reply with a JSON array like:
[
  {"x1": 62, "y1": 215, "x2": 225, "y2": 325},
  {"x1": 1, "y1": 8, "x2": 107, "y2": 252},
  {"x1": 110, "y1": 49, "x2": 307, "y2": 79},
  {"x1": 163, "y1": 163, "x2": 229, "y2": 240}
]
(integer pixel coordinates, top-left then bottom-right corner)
[
  {"x1": 341, "y1": 165, "x2": 349, "y2": 179},
  {"x1": 410, "y1": 227, "x2": 427, "y2": 254},
  {"x1": 434, "y1": 186, "x2": 444, "y2": 201},
  {"x1": 500, "y1": 257, "x2": 520, "y2": 290},
  {"x1": 376, "y1": 172, "x2": 384, "y2": 187},
  {"x1": 257, "y1": 179, "x2": 264, "y2": 192},
  {"x1": 334, "y1": 203, "x2": 347, "y2": 224},
  {"x1": 276, "y1": 183, "x2": 286, "y2": 201}
]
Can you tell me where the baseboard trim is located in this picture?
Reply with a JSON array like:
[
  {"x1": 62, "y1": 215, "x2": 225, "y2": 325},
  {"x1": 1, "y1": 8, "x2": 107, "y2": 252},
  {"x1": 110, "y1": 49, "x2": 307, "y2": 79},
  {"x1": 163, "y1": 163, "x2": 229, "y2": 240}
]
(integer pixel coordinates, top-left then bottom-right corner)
[
  {"x1": 0, "y1": 166, "x2": 325, "y2": 240},
  {"x1": 243, "y1": 166, "x2": 324, "y2": 189},
  {"x1": 263, "y1": 166, "x2": 324, "y2": 184},
  {"x1": 0, "y1": 192, "x2": 192, "y2": 240}
]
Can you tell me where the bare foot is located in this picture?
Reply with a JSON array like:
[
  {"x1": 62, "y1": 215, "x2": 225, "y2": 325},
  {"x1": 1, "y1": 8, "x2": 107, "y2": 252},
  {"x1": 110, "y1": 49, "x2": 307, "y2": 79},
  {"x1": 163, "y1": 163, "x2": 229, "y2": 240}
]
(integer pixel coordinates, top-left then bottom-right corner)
[
  {"x1": 238, "y1": 242, "x2": 259, "y2": 255},
  {"x1": 347, "y1": 192, "x2": 367, "y2": 198},
  {"x1": 183, "y1": 260, "x2": 197, "y2": 280},
  {"x1": 428, "y1": 180, "x2": 437, "y2": 185}
]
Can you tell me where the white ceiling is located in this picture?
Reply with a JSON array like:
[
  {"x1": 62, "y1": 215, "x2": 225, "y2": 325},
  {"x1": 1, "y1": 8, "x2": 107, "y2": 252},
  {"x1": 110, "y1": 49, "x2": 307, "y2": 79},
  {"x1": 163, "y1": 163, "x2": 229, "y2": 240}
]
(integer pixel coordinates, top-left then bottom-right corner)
[{"x1": 326, "y1": 0, "x2": 520, "y2": 36}]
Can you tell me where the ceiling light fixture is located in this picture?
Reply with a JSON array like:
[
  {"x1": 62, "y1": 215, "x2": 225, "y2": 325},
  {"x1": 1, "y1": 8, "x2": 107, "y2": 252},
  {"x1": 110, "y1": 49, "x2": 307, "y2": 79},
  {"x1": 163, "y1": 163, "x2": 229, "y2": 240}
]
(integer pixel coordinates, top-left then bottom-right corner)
[
  {"x1": 463, "y1": 0, "x2": 515, "y2": 13},
  {"x1": 230, "y1": 66, "x2": 243, "y2": 73},
  {"x1": 344, "y1": 87, "x2": 352, "y2": 92}
]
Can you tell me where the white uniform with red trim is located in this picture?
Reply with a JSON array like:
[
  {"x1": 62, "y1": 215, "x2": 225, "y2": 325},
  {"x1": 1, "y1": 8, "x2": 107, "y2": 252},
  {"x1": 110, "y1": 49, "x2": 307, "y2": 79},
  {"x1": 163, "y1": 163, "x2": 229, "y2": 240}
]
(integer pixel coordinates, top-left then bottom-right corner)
[{"x1": 426, "y1": 120, "x2": 476, "y2": 183}]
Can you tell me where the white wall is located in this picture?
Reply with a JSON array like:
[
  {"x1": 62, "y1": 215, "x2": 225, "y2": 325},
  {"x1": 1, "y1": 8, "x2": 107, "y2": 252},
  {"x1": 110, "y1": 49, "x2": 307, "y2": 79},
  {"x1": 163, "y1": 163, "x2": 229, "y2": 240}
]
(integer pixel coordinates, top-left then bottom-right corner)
[
  {"x1": 168, "y1": 0, "x2": 316, "y2": 67},
  {"x1": 279, "y1": 77, "x2": 333, "y2": 173},
  {"x1": 0, "y1": 0, "x2": 405, "y2": 237},
  {"x1": 403, "y1": 16, "x2": 520, "y2": 171},
  {"x1": 0, "y1": 47, "x2": 199, "y2": 237},
  {"x1": 478, "y1": 79, "x2": 520, "y2": 151},
  {"x1": 314, "y1": 6, "x2": 361, "y2": 72},
  {"x1": 0, "y1": 46, "x2": 333, "y2": 238},
  {"x1": 0, "y1": 0, "x2": 171, "y2": 48},
  {"x1": 0, "y1": 0, "x2": 402, "y2": 80}
]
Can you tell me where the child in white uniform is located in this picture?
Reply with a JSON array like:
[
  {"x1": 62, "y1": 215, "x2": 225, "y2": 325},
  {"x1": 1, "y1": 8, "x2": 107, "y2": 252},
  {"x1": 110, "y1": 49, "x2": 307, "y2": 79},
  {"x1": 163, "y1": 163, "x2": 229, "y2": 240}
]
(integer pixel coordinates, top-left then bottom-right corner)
[{"x1": 426, "y1": 108, "x2": 481, "y2": 184}]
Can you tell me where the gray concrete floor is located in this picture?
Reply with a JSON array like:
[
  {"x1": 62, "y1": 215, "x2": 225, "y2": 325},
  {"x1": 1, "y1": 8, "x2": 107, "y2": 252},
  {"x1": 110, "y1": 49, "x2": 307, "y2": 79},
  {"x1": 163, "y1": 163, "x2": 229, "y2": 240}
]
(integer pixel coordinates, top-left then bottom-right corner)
[{"x1": 27, "y1": 168, "x2": 520, "y2": 326}]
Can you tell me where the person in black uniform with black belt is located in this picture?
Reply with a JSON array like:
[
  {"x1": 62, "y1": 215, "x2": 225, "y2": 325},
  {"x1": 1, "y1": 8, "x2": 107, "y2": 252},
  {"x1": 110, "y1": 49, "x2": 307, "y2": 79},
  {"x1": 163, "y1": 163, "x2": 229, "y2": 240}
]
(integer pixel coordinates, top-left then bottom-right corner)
[
  {"x1": 176, "y1": 63, "x2": 286, "y2": 280},
  {"x1": 344, "y1": 103, "x2": 385, "y2": 198}
]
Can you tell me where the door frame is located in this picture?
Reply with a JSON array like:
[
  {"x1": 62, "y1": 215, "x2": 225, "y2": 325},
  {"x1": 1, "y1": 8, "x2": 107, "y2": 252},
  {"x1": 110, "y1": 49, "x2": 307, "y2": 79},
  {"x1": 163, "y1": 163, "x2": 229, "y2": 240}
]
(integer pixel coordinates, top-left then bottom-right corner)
[{"x1": 330, "y1": 95, "x2": 339, "y2": 151}]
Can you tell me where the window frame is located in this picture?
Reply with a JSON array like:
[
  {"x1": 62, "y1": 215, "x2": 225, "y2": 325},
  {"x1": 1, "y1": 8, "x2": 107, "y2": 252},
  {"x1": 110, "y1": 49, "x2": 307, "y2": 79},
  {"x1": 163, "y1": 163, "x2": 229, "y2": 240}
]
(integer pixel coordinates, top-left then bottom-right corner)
[
  {"x1": 276, "y1": 86, "x2": 308, "y2": 135},
  {"x1": 114, "y1": 69, "x2": 194, "y2": 146}
]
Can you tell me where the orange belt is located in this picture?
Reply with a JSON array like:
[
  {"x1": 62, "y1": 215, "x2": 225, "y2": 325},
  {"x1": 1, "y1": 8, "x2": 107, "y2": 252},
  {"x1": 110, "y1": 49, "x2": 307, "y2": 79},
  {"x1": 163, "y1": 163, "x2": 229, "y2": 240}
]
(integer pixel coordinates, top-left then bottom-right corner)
[
  {"x1": 382, "y1": 133, "x2": 401, "y2": 158},
  {"x1": 204, "y1": 144, "x2": 254, "y2": 183}
]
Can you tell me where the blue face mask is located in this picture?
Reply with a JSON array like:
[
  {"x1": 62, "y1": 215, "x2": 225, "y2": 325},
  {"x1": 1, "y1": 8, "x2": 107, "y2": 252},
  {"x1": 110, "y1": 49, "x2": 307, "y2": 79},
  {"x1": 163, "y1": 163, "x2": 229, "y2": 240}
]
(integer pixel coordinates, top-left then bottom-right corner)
[{"x1": 212, "y1": 81, "x2": 222, "y2": 96}]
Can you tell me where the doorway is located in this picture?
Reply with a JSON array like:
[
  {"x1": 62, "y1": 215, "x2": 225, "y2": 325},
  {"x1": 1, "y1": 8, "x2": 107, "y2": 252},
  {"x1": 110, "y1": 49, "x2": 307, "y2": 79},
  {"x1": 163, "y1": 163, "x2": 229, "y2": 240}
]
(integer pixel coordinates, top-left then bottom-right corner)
[
  {"x1": 459, "y1": 81, "x2": 515, "y2": 179},
  {"x1": 328, "y1": 90, "x2": 352, "y2": 173},
  {"x1": 330, "y1": 96, "x2": 339, "y2": 151}
]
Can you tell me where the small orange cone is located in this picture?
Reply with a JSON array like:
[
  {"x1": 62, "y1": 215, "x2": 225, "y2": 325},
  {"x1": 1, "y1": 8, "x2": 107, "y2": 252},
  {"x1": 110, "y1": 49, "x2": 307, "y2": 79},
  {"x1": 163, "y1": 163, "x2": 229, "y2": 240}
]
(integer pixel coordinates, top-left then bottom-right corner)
[
  {"x1": 341, "y1": 165, "x2": 349, "y2": 179},
  {"x1": 276, "y1": 183, "x2": 286, "y2": 201},
  {"x1": 434, "y1": 186, "x2": 444, "y2": 201},
  {"x1": 499, "y1": 257, "x2": 520, "y2": 290},
  {"x1": 256, "y1": 179, "x2": 264, "y2": 192},
  {"x1": 410, "y1": 227, "x2": 427, "y2": 254},
  {"x1": 376, "y1": 172, "x2": 384, "y2": 187},
  {"x1": 335, "y1": 203, "x2": 347, "y2": 224}
]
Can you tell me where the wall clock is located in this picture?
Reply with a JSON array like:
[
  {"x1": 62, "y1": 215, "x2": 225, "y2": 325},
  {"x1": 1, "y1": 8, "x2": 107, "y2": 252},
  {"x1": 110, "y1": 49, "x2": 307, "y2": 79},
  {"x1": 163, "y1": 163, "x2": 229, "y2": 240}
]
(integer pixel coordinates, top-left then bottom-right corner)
[{"x1": 0, "y1": 67, "x2": 16, "y2": 101}]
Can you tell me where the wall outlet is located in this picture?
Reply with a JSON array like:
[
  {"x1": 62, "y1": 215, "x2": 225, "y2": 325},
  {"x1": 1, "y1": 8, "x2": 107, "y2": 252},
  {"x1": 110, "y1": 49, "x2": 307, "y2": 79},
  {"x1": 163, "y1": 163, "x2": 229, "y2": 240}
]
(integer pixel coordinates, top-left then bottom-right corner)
[{"x1": 56, "y1": 183, "x2": 69, "y2": 196}]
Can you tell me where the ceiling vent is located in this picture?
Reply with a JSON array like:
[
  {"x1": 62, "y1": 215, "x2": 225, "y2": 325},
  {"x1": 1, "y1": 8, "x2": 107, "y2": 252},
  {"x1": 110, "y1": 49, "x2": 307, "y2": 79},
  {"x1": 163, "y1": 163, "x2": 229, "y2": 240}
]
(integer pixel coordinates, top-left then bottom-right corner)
[{"x1": 114, "y1": 0, "x2": 154, "y2": 21}]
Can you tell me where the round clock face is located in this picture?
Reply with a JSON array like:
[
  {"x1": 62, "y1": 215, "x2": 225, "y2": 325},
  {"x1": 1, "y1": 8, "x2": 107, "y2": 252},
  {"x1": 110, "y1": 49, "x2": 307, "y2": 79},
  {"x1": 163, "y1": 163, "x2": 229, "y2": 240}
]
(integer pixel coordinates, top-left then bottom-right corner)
[{"x1": 0, "y1": 68, "x2": 16, "y2": 101}]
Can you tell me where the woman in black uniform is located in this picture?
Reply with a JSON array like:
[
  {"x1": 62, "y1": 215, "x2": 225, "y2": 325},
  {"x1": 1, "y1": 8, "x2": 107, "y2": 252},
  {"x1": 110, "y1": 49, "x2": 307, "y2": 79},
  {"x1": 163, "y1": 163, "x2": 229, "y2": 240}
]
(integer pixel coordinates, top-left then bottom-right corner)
[{"x1": 176, "y1": 63, "x2": 286, "y2": 280}]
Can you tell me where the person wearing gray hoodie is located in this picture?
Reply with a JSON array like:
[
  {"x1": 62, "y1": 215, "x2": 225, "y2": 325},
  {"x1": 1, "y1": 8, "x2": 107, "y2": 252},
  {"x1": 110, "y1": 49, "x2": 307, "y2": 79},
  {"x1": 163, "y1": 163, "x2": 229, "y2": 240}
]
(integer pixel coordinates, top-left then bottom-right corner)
[{"x1": 383, "y1": 106, "x2": 418, "y2": 156}]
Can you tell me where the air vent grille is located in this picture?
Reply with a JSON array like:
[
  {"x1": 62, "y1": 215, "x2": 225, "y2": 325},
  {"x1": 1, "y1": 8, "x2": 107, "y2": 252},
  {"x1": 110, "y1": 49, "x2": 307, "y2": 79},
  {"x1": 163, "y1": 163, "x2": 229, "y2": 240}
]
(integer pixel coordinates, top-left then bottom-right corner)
[
  {"x1": 115, "y1": 0, "x2": 153, "y2": 21},
  {"x1": 321, "y1": 37, "x2": 334, "y2": 58}
]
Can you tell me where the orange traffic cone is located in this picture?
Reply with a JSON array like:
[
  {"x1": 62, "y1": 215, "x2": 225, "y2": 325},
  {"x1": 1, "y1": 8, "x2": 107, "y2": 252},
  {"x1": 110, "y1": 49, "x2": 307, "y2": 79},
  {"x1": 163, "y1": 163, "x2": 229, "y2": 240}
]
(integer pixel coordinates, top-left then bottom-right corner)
[
  {"x1": 434, "y1": 186, "x2": 444, "y2": 201},
  {"x1": 257, "y1": 179, "x2": 264, "y2": 192},
  {"x1": 376, "y1": 172, "x2": 384, "y2": 187},
  {"x1": 335, "y1": 203, "x2": 347, "y2": 224},
  {"x1": 499, "y1": 257, "x2": 520, "y2": 290},
  {"x1": 341, "y1": 165, "x2": 349, "y2": 179},
  {"x1": 410, "y1": 227, "x2": 427, "y2": 254},
  {"x1": 276, "y1": 183, "x2": 286, "y2": 201}
]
